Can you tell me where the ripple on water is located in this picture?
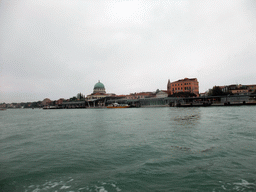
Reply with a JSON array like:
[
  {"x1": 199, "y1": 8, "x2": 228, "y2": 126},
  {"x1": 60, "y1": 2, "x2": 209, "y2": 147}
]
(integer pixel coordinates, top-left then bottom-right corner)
[
  {"x1": 1, "y1": 107, "x2": 256, "y2": 191},
  {"x1": 22, "y1": 178, "x2": 122, "y2": 192},
  {"x1": 213, "y1": 179, "x2": 256, "y2": 191}
]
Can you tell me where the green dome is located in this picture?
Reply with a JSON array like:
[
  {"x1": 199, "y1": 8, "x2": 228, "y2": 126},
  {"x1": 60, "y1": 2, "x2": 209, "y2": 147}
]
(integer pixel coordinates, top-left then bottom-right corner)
[{"x1": 94, "y1": 81, "x2": 105, "y2": 89}]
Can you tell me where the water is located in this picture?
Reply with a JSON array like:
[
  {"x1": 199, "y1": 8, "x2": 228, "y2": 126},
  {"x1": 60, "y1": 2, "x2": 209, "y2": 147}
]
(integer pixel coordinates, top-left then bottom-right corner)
[{"x1": 0, "y1": 107, "x2": 256, "y2": 192}]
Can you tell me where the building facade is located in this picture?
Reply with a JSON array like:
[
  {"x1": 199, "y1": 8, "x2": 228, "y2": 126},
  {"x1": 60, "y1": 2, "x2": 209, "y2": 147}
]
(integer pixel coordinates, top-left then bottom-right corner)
[
  {"x1": 93, "y1": 80, "x2": 106, "y2": 94},
  {"x1": 42, "y1": 98, "x2": 52, "y2": 106},
  {"x1": 86, "y1": 81, "x2": 115, "y2": 100},
  {"x1": 125, "y1": 92, "x2": 155, "y2": 99},
  {"x1": 156, "y1": 90, "x2": 168, "y2": 98},
  {"x1": 220, "y1": 84, "x2": 256, "y2": 95},
  {"x1": 167, "y1": 78, "x2": 199, "y2": 97},
  {"x1": 247, "y1": 85, "x2": 256, "y2": 93}
]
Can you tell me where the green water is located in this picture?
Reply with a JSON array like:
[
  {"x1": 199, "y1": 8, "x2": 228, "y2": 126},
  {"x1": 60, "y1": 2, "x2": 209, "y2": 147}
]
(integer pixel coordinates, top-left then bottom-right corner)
[{"x1": 0, "y1": 107, "x2": 256, "y2": 192}]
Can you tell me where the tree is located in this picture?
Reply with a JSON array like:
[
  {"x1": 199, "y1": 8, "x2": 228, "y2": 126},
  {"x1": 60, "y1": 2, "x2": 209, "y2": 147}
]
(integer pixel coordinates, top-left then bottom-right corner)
[
  {"x1": 69, "y1": 96, "x2": 77, "y2": 101},
  {"x1": 77, "y1": 92, "x2": 85, "y2": 100},
  {"x1": 24, "y1": 103, "x2": 29, "y2": 108},
  {"x1": 31, "y1": 102, "x2": 38, "y2": 108},
  {"x1": 208, "y1": 86, "x2": 225, "y2": 96}
]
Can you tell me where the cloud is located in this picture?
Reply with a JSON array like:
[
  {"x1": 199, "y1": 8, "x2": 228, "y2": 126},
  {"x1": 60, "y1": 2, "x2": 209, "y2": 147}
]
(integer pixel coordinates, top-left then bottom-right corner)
[{"x1": 1, "y1": 0, "x2": 256, "y2": 102}]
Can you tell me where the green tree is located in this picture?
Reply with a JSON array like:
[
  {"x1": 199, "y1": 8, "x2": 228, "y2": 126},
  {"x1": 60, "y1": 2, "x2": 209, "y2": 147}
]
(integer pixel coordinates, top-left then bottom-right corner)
[
  {"x1": 24, "y1": 103, "x2": 29, "y2": 108},
  {"x1": 70, "y1": 96, "x2": 77, "y2": 101},
  {"x1": 209, "y1": 86, "x2": 225, "y2": 96},
  {"x1": 77, "y1": 92, "x2": 85, "y2": 100}
]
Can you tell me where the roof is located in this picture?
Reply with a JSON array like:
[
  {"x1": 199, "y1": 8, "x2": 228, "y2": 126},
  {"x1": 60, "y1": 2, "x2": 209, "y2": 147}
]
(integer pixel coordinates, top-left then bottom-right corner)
[
  {"x1": 62, "y1": 101, "x2": 86, "y2": 105},
  {"x1": 172, "y1": 78, "x2": 198, "y2": 83},
  {"x1": 91, "y1": 92, "x2": 108, "y2": 95},
  {"x1": 129, "y1": 92, "x2": 154, "y2": 96},
  {"x1": 94, "y1": 80, "x2": 105, "y2": 89},
  {"x1": 115, "y1": 95, "x2": 126, "y2": 97}
]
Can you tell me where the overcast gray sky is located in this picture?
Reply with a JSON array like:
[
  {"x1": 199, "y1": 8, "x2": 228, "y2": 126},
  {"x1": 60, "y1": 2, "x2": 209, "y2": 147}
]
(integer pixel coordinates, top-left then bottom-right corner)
[{"x1": 1, "y1": 0, "x2": 256, "y2": 103}]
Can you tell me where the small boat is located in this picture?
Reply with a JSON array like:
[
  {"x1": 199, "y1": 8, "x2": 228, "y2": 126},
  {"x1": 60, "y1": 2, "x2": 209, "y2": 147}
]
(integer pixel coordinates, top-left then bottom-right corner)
[
  {"x1": 43, "y1": 106, "x2": 58, "y2": 109},
  {"x1": 107, "y1": 103, "x2": 130, "y2": 108},
  {"x1": 0, "y1": 108, "x2": 6, "y2": 110}
]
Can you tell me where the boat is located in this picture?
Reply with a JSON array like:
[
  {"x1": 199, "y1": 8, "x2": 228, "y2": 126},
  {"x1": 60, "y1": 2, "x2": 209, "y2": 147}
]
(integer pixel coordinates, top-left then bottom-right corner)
[
  {"x1": 0, "y1": 108, "x2": 6, "y2": 110},
  {"x1": 43, "y1": 106, "x2": 59, "y2": 109},
  {"x1": 107, "y1": 103, "x2": 130, "y2": 108}
]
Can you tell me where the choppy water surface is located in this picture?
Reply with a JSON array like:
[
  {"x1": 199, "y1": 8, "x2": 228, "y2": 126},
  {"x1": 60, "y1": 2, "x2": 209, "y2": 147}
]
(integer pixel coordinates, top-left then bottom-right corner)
[{"x1": 0, "y1": 107, "x2": 256, "y2": 192}]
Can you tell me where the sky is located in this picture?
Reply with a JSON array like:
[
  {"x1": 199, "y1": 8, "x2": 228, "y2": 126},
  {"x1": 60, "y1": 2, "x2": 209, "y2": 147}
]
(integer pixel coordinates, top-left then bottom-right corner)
[{"x1": 1, "y1": 0, "x2": 256, "y2": 103}]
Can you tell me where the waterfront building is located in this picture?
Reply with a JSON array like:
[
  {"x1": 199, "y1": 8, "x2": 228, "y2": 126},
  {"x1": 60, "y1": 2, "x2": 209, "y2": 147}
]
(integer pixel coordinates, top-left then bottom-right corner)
[
  {"x1": 93, "y1": 80, "x2": 106, "y2": 94},
  {"x1": 42, "y1": 98, "x2": 52, "y2": 106},
  {"x1": 86, "y1": 81, "x2": 115, "y2": 100},
  {"x1": 56, "y1": 98, "x2": 65, "y2": 105},
  {"x1": 156, "y1": 90, "x2": 168, "y2": 98},
  {"x1": 125, "y1": 92, "x2": 155, "y2": 99},
  {"x1": 167, "y1": 78, "x2": 199, "y2": 97},
  {"x1": 0, "y1": 103, "x2": 7, "y2": 108},
  {"x1": 231, "y1": 88, "x2": 249, "y2": 95},
  {"x1": 199, "y1": 92, "x2": 207, "y2": 97},
  {"x1": 247, "y1": 85, "x2": 256, "y2": 93},
  {"x1": 221, "y1": 84, "x2": 256, "y2": 95}
]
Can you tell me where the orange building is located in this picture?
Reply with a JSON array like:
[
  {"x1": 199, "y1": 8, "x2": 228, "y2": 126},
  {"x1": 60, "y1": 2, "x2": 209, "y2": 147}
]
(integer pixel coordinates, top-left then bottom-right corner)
[
  {"x1": 246, "y1": 85, "x2": 256, "y2": 93},
  {"x1": 167, "y1": 78, "x2": 199, "y2": 97}
]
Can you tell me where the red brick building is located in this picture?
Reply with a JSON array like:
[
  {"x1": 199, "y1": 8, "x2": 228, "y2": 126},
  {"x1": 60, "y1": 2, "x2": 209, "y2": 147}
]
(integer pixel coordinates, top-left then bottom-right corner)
[{"x1": 167, "y1": 78, "x2": 199, "y2": 97}]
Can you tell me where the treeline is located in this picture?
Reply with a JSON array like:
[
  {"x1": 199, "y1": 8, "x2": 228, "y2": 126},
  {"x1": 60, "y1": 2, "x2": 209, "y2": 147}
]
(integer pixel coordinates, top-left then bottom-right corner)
[
  {"x1": 69, "y1": 93, "x2": 86, "y2": 101},
  {"x1": 208, "y1": 86, "x2": 231, "y2": 96}
]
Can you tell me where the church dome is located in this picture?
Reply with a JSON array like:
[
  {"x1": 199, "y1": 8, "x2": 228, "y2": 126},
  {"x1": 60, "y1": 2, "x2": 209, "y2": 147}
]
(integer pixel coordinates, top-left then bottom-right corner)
[
  {"x1": 94, "y1": 81, "x2": 105, "y2": 89},
  {"x1": 93, "y1": 80, "x2": 106, "y2": 94}
]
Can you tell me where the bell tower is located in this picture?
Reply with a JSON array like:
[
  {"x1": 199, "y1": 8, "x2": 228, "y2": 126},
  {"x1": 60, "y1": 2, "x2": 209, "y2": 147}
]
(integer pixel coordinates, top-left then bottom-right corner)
[{"x1": 167, "y1": 79, "x2": 171, "y2": 95}]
